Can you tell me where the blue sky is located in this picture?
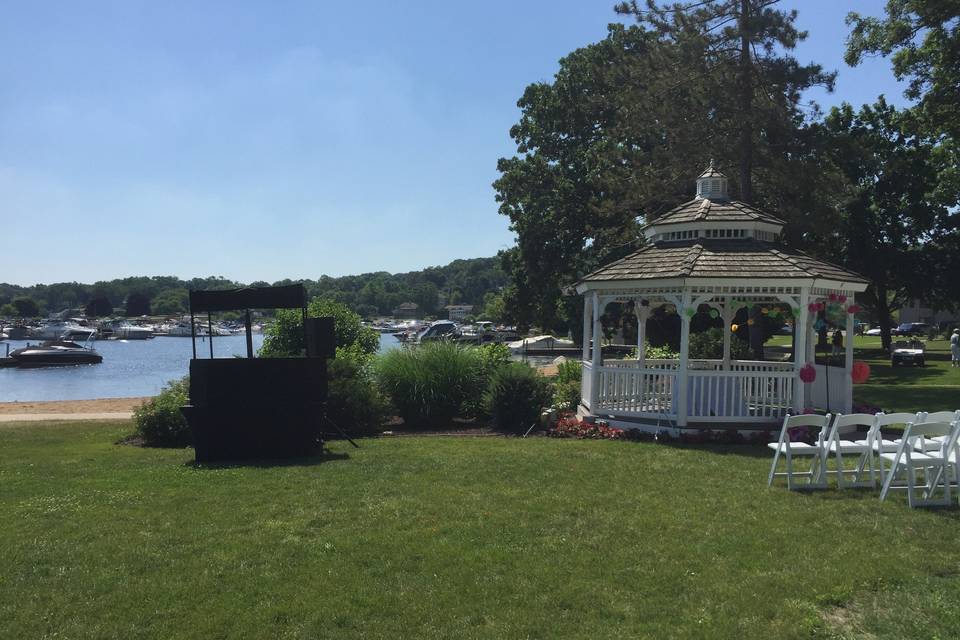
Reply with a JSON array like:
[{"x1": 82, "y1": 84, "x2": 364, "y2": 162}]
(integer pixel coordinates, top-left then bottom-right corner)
[{"x1": 0, "y1": 1, "x2": 907, "y2": 286}]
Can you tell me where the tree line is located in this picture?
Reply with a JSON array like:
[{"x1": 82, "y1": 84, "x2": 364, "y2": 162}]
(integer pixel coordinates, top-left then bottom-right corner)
[
  {"x1": 0, "y1": 257, "x2": 507, "y2": 320},
  {"x1": 494, "y1": 0, "x2": 960, "y2": 349}
]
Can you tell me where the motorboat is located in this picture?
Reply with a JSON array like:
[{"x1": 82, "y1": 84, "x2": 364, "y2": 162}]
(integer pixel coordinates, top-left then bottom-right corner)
[
  {"x1": 31, "y1": 321, "x2": 97, "y2": 341},
  {"x1": 507, "y1": 335, "x2": 575, "y2": 355},
  {"x1": 415, "y1": 320, "x2": 459, "y2": 343},
  {"x1": 6, "y1": 339, "x2": 103, "y2": 367},
  {"x1": 113, "y1": 323, "x2": 155, "y2": 340}
]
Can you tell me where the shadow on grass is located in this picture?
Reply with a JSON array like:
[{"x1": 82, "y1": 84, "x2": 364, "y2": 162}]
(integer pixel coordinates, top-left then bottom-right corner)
[{"x1": 184, "y1": 450, "x2": 350, "y2": 470}]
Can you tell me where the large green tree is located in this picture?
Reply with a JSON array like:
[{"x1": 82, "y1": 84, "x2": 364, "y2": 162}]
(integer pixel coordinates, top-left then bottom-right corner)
[
  {"x1": 846, "y1": 1, "x2": 960, "y2": 138},
  {"x1": 495, "y1": 5, "x2": 833, "y2": 330},
  {"x1": 817, "y1": 98, "x2": 960, "y2": 349}
]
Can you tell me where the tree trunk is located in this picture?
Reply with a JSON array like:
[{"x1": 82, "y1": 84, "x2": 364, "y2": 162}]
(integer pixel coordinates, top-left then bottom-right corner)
[
  {"x1": 738, "y1": 0, "x2": 753, "y2": 203},
  {"x1": 876, "y1": 285, "x2": 893, "y2": 351}
]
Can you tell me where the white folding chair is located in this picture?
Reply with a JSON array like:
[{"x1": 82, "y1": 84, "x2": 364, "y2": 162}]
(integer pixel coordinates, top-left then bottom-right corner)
[
  {"x1": 825, "y1": 414, "x2": 875, "y2": 488},
  {"x1": 768, "y1": 413, "x2": 831, "y2": 490},
  {"x1": 879, "y1": 421, "x2": 960, "y2": 507},
  {"x1": 920, "y1": 411, "x2": 960, "y2": 450},
  {"x1": 855, "y1": 412, "x2": 920, "y2": 456}
]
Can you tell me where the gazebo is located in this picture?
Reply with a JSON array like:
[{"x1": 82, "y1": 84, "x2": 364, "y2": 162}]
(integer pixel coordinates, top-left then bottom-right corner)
[{"x1": 574, "y1": 165, "x2": 869, "y2": 430}]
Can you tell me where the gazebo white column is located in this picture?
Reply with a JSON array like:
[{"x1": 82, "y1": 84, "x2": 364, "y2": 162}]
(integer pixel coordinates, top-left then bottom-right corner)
[
  {"x1": 635, "y1": 300, "x2": 650, "y2": 368},
  {"x1": 793, "y1": 289, "x2": 809, "y2": 412},
  {"x1": 581, "y1": 297, "x2": 592, "y2": 362},
  {"x1": 844, "y1": 299, "x2": 855, "y2": 413},
  {"x1": 676, "y1": 291, "x2": 692, "y2": 427},
  {"x1": 589, "y1": 291, "x2": 602, "y2": 409}
]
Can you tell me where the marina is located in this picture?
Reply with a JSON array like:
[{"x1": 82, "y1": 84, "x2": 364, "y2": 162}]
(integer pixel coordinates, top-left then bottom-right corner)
[{"x1": 0, "y1": 333, "x2": 404, "y2": 402}]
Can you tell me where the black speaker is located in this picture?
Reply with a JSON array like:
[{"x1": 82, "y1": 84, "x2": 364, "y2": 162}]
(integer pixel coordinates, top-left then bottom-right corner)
[{"x1": 305, "y1": 317, "x2": 336, "y2": 358}]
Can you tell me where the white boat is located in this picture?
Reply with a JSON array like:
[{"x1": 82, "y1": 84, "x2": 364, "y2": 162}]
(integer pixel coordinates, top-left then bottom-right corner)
[
  {"x1": 31, "y1": 321, "x2": 97, "y2": 341},
  {"x1": 415, "y1": 320, "x2": 459, "y2": 343},
  {"x1": 507, "y1": 335, "x2": 575, "y2": 354},
  {"x1": 112, "y1": 323, "x2": 154, "y2": 340}
]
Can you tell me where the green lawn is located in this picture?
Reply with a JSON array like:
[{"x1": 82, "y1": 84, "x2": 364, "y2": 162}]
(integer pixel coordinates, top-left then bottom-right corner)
[
  {"x1": 764, "y1": 335, "x2": 959, "y2": 413},
  {"x1": 3, "y1": 422, "x2": 960, "y2": 639}
]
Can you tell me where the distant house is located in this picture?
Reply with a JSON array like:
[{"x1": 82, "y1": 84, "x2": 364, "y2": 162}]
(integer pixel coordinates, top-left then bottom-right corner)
[
  {"x1": 393, "y1": 302, "x2": 420, "y2": 320},
  {"x1": 445, "y1": 304, "x2": 474, "y2": 322},
  {"x1": 898, "y1": 300, "x2": 960, "y2": 328}
]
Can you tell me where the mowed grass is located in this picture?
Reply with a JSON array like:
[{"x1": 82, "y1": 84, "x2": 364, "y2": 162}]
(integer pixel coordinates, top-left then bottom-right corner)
[
  {"x1": 3, "y1": 423, "x2": 960, "y2": 639},
  {"x1": 765, "y1": 335, "x2": 959, "y2": 413}
]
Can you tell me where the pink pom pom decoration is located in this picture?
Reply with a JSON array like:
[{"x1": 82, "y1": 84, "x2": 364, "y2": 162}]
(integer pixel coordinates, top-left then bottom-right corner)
[{"x1": 799, "y1": 363, "x2": 817, "y2": 384}]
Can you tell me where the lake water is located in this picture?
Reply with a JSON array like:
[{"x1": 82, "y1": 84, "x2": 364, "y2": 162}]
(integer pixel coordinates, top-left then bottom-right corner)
[{"x1": 0, "y1": 333, "x2": 402, "y2": 402}]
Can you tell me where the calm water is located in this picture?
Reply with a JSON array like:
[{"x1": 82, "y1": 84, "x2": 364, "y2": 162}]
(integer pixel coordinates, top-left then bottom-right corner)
[{"x1": 0, "y1": 333, "x2": 401, "y2": 402}]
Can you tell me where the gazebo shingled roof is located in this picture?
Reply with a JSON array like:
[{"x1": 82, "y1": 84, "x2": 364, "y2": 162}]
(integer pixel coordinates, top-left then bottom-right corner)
[
  {"x1": 578, "y1": 240, "x2": 869, "y2": 284},
  {"x1": 642, "y1": 198, "x2": 786, "y2": 228}
]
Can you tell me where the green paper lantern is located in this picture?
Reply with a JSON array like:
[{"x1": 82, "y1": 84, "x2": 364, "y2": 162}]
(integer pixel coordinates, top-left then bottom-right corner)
[{"x1": 709, "y1": 309, "x2": 719, "y2": 319}]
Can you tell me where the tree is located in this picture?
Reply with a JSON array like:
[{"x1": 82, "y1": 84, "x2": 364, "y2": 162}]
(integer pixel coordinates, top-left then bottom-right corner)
[
  {"x1": 846, "y1": 1, "x2": 960, "y2": 138},
  {"x1": 495, "y1": 11, "x2": 832, "y2": 330},
  {"x1": 11, "y1": 297, "x2": 41, "y2": 318},
  {"x1": 616, "y1": 0, "x2": 835, "y2": 202},
  {"x1": 817, "y1": 98, "x2": 960, "y2": 349},
  {"x1": 124, "y1": 292, "x2": 151, "y2": 317},
  {"x1": 84, "y1": 295, "x2": 113, "y2": 318},
  {"x1": 259, "y1": 298, "x2": 379, "y2": 359},
  {"x1": 151, "y1": 289, "x2": 189, "y2": 316}
]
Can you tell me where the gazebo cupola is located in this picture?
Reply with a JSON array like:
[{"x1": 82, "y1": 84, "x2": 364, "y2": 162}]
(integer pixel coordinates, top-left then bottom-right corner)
[
  {"x1": 573, "y1": 163, "x2": 870, "y2": 432},
  {"x1": 643, "y1": 164, "x2": 784, "y2": 245},
  {"x1": 695, "y1": 161, "x2": 729, "y2": 201}
]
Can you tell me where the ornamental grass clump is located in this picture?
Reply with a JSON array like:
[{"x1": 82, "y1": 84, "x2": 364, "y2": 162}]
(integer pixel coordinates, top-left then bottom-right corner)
[
  {"x1": 376, "y1": 342, "x2": 480, "y2": 428},
  {"x1": 484, "y1": 362, "x2": 551, "y2": 432},
  {"x1": 133, "y1": 376, "x2": 191, "y2": 447}
]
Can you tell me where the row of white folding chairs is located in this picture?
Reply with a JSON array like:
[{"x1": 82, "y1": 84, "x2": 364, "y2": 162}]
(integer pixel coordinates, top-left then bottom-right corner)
[{"x1": 767, "y1": 411, "x2": 960, "y2": 507}]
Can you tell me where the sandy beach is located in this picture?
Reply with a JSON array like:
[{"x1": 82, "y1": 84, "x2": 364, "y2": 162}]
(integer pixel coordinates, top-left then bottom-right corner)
[{"x1": 0, "y1": 397, "x2": 150, "y2": 423}]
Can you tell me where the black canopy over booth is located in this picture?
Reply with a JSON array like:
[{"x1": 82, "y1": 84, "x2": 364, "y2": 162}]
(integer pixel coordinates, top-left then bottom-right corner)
[{"x1": 180, "y1": 284, "x2": 334, "y2": 463}]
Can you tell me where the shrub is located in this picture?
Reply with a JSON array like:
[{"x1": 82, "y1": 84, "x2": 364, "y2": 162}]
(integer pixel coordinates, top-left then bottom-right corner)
[
  {"x1": 484, "y1": 362, "x2": 551, "y2": 432},
  {"x1": 134, "y1": 377, "x2": 191, "y2": 447},
  {"x1": 552, "y1": 379, "x2": 582, "y2": 411},
  {"x1": 260, "y1": 297, "x2": 378, "y2": 358},
  {"x1": 327, "y1": 357, "x2": 388, "y2": 437},
  {"x1": 689, "y1": 327, "x2": 750, "y2": 360},
  {"x1": 555, "y1": 358, "x2": 582, "y2": 384},
  {"x1": 464, "y1": 343, "x2": 512, "y2": 417},
  {"x1": 376, "y1": 342, "x2": 480, "y2": 428}
]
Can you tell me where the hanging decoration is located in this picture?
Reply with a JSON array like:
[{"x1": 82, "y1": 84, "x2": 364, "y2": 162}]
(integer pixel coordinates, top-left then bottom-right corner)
[
  {"x1": 747, "y1": 318, "x2": 755, "y2": 326},
  {"x1": 708, "y1": 309, "x2": 719, "y2": 319},
  {"x1": 799, "y1": 363, "x2": 817, "y2": 384},
  {"x1": 851, "y1": 361, "x2": 871, "y2": 384},
  {"x1": 731, "y1": 323, "x2": 739, "y2": 332}
]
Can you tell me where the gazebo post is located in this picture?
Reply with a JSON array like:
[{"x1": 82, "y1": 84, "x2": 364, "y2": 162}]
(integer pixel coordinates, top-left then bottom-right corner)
[
  {"x1": 635, "y1": 301, "x2": 649, "y2": 368},
  {"x1": 590, "y1": 292, "x2": 602, "y2": 409},
  {"x1": 581, "y1": 297, "x2": 592, "y2": 363},
  {"x1": 794, "y1": 289, "x2": 809, "y2": 412},
  {"x1": 844, "y1": 297, "x2": 855, "y2": 413},
  {"x1": 677, "y1": 291, "x2": 692, "y2": 427}
]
